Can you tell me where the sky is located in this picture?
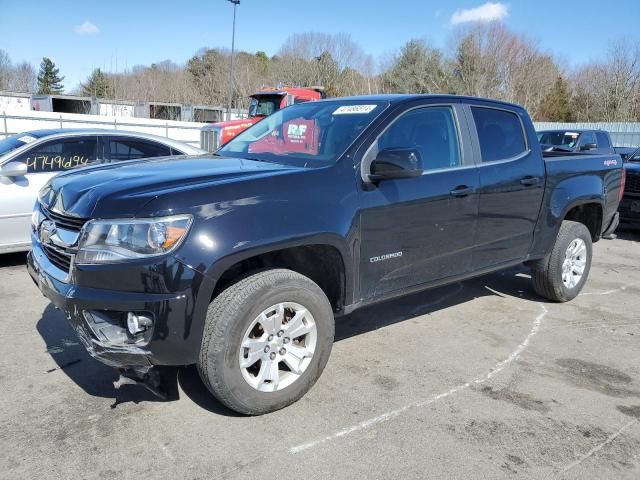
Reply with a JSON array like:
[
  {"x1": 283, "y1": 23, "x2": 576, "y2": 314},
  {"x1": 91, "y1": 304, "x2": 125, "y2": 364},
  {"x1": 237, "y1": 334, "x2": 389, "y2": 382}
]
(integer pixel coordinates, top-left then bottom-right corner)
[{"x1": 1, "y1": 0, "x2": 639, "y2": 92}]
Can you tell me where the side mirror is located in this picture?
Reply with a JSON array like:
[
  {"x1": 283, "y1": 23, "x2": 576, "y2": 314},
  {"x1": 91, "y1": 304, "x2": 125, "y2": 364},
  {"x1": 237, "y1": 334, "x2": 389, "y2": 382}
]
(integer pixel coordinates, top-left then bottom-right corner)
[
  {"x1": 368, "y1": 148, "x2": 423, "y2": 182},
  {"x1": 580, "y1": 143, "x2": 597, "y2": 151},
  {"x1": 0, "y1": 161, "x2": 28, "y2": 177}
]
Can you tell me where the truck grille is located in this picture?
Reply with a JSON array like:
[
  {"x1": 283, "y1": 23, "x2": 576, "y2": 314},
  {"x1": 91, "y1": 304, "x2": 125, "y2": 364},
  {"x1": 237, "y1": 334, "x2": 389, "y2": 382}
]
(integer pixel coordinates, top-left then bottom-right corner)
[
  {"x1": 200, "y1": 128, "x2": 220, "y2": 153},
  {"x1": 43, "y1": 208, "x2": 88, "y2": 231},
  {"x1": 42, "y1": 244, "x2": 72, "y2": 272},
  {"x1": 38, "y1": 206, "x2": 86, "y2": 274},
  {"x1": 625, "y1": 172, "x2": 640, "y2": 194}
]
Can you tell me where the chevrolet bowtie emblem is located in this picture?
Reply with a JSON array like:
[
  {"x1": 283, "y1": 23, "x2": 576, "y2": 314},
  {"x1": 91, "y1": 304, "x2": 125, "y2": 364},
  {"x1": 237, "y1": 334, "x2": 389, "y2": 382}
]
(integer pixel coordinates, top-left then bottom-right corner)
[{"x1": 39, "y1": 220, "x2": 57, "y2": 244}]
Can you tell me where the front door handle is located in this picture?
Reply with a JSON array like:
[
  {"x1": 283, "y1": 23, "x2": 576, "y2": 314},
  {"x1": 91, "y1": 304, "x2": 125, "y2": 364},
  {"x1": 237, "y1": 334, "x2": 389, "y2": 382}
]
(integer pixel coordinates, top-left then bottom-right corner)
[
  {"x1": 450, "y1": 185, "x2": 474, "y2": 197},
  {"x1": 520, "y1": 176, "x2": 540, "y2": 186}
]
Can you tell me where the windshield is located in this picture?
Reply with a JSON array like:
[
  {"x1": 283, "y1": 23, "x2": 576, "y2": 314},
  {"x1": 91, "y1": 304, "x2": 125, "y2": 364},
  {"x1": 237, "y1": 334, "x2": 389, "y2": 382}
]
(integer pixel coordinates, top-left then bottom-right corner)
[
  {"x1": 0, "y1": 133, "x2": 37, "y2": 158},
  {"x1": 249, "y1": 95, "x2": 283, "y2": 117},
  {"x1": 537, "y1": 131, "x2": 580, "y2": 148},
  {"x1": 218, "y1": 100, "x2": 388, "y2": 167}
]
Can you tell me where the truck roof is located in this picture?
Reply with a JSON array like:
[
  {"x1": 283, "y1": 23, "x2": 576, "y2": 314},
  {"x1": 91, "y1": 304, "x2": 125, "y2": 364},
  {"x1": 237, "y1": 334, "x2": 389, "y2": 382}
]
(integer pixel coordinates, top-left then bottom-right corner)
[{"x1": 316, "y1": 94, "x2": 527, "y2": 110}]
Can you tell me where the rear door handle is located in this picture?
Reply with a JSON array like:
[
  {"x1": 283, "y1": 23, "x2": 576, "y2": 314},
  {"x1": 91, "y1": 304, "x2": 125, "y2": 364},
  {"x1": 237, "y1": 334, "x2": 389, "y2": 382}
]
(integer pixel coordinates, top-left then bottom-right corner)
[
  {"x1": 520, "y1": 176, "x2": 540, "y2": 186},
  {"x1": 450, "y1": 185, "x2": 474, "y2": 197}
]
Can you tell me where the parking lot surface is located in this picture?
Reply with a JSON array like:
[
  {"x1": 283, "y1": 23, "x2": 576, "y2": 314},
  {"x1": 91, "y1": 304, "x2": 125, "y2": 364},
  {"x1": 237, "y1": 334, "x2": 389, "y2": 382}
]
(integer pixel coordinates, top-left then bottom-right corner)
[{"x1": 1, "y1": 231, "x2": 639, "y2": 479}]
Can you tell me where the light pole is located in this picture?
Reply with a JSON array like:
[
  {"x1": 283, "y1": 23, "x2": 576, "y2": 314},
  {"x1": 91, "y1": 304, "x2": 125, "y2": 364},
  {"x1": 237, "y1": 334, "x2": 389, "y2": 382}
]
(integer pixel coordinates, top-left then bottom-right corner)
[{"x1": 227, "y1": 0, "x2": 240, "y2": 121}]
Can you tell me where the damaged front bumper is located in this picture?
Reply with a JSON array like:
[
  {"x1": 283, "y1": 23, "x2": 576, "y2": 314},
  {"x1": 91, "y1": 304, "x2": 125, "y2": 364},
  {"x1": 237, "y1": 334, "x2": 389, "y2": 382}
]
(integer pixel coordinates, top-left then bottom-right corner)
[{"x1": 27, "y1": 243, "x2": 209, "y2": 370}]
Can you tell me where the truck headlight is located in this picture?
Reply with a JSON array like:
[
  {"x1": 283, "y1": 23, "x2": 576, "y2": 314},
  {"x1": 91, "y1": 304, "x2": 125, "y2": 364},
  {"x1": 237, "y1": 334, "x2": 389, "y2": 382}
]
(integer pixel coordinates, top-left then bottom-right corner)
[{"x1": 75, "y1": 215, "x2": 193, "y2": 264}]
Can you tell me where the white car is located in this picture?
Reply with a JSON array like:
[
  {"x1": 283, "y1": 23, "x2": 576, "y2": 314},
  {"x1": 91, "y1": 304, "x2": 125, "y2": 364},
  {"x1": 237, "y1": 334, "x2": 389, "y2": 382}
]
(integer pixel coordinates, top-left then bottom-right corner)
[{"x1": 0, "y1": 129, "x2": 204, "y2": 253}]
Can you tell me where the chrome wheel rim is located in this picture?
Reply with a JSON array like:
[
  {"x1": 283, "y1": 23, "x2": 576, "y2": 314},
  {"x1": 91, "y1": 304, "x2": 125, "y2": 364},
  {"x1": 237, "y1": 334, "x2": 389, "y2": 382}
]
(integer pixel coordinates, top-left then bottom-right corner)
[
  {"x1": 562, "y1": 238, "x2": 587, "y2": 289},
  {"x1": 238, "y1": 302, "x2": 317, "y2": 392}
]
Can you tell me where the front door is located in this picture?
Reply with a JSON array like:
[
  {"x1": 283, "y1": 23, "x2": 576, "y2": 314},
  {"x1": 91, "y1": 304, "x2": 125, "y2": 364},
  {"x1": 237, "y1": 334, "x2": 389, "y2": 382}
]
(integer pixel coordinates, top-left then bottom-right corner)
[
  {"x1": 358, "y1": 104, "x2": 480, "y2": 301},
  {"x1": 0, "y1": 136, "x2": 98, "y2": 250}
]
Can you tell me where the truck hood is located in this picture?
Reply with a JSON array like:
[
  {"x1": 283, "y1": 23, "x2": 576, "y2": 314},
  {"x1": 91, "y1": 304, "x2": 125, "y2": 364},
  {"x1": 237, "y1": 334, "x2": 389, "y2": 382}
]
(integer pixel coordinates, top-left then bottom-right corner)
[
  {"x1": 212, "y1": 118, "x2": 260, "y2": 130},
  {"x1": 39, "y1": 155, "x2": 297, "y2": 219}
]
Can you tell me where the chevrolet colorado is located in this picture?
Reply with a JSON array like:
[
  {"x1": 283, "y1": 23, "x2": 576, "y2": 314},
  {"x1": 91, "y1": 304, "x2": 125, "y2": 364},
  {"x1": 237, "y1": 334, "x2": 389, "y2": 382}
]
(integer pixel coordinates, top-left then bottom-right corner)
[{"x1": 28, "y1": 95, "x2": 624, "y2": 414}]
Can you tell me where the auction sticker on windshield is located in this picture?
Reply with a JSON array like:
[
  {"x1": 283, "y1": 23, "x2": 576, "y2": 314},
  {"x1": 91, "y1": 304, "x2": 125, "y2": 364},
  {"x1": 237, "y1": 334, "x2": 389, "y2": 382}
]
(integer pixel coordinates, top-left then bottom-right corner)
[
  {"x1": 17, "y1": 135, "x2": 37, "y2": 144},
  {"x1": 333, "y1": 105, "x2": 377, "y2": 115}
]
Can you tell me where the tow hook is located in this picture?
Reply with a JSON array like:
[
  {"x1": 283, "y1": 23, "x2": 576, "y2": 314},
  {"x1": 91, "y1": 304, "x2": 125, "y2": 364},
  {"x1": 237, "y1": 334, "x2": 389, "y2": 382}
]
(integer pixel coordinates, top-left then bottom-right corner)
[{"x1": 113, "y1": 367, "x2": 168, "y2": 400}]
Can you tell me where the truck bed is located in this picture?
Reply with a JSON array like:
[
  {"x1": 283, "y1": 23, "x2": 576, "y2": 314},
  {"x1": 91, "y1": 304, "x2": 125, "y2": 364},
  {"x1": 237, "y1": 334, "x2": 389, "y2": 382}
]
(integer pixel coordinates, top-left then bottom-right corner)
[{"x1": 542, "y1": 152, "x2": 623, "y2": 233}]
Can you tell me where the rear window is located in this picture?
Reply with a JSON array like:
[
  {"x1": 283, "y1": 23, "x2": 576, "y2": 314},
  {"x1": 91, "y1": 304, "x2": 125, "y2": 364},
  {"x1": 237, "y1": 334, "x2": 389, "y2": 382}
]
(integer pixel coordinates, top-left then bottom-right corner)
[
  {"x1": 108, "y1": 139, "x2": 171, "y2": 161},
  {"x1": 472, "y1": 107, "x2": 527, "y2": 162}
]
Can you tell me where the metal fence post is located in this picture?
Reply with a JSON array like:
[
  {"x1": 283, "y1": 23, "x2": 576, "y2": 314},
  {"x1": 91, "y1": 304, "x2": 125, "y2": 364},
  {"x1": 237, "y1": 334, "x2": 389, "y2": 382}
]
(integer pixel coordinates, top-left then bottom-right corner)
[
  {"x1": 59, "y1": 114, "x2": 63, "y2": 128},
  {"x1": 166, "y1": 122, "x2": 169, "y2": 137},
  {"x1": 2, "y1": 111, "x2": 7, "y2": 137},
  {"x1": 114, "y1": 118, "x2": 117, "y2": 130}
]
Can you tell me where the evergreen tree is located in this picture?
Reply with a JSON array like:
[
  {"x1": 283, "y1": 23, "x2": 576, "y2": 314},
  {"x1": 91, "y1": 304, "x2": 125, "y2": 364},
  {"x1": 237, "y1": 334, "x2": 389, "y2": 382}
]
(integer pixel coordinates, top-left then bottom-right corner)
[
  {"x1": 37, "y1": 57, "x2": 64, "y2": 94},
  {"x1": 81, "y1": 68, "x2": 112, "y2": 97},
  {"x1": 537, "y1": 76, "x2": 573, "y2": 122},
  {"x1": 384, "y1": 39, "x2": 448, "y2": 94}
]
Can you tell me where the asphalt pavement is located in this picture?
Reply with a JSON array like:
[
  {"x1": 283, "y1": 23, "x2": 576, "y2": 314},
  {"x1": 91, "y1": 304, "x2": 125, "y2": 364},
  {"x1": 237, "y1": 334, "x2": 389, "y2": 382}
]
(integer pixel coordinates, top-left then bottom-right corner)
[{"x1": 1, "y1": 230, "x2": 639, "y2": 479}]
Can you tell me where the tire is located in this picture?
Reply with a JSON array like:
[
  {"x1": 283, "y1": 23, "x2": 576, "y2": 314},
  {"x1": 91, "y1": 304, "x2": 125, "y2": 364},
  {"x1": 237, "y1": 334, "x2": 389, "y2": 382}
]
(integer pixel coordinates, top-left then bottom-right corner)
[
  {"x1": 531, "y1": 220, "x2": 593, "y2": 302},
  {"x1": 197, "y1": 268, "x2": 334, "y2": 415}
]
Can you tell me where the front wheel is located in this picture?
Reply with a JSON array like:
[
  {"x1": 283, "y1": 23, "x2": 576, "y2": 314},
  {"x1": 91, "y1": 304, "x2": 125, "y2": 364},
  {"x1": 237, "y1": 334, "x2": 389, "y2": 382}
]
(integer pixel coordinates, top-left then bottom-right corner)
[
  {"x1": 531, "y1": 220, "x2": 593, "y2": 302},
  {"x1": 197, "y1": 269, "x2": 334, "y2": 415}
]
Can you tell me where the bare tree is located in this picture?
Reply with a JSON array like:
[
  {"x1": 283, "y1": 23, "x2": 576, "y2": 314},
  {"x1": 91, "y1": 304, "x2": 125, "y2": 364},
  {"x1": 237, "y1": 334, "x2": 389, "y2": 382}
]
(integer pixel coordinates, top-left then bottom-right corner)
[{"x1": 0, "y1": 50, "x2": 10, "y2": 90}]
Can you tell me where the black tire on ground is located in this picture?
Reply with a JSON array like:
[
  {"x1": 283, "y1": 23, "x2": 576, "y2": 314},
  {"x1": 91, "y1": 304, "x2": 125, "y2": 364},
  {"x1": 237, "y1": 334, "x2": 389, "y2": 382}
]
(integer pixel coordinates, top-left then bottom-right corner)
[
  {"x1": 531, "y1": 220, "x2": 593, "y2": 302},
  {"x1": 197, "y1": 268, "x2": 335, "y2": 415}
]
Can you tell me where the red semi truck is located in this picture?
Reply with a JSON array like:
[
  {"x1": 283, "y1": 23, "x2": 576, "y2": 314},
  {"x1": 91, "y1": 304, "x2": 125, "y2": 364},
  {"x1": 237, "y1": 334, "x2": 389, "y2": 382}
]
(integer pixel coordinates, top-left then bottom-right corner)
[{"x1": 200, "y1": 86, "x2": 325, "y2": 151}]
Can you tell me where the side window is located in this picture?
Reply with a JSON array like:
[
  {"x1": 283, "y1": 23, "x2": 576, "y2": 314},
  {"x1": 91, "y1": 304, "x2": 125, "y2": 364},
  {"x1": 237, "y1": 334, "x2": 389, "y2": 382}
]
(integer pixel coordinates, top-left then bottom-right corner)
[
  {"x1": 579, "y1": 132, "x2": 596, "y2": 149},
  {"x1": 595, "y1": 132, "x2": 610, "y2": 149},
  {"x1": 108, "y1": 139, "x2": 171, "y2": 161},
  {"x1": 371, "y1": 106, "x2": 461, "y2": 171},
  {"x1": 471, "y1": 107, "x2": 527, "y2": 162},
  {"x1": 14, "y1": 137, "x2": 98, "y2": 173}
]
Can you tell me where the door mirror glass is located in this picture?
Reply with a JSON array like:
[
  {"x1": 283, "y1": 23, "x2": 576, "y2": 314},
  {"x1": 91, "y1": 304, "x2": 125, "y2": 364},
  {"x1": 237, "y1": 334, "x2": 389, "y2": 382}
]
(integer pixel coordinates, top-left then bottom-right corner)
[
  {"x1": 0, "y1": 161, "x2": 28, "y2": 177},
  {"x1": 580, "y1": 143, "x2": 597, "y2": 151},
  {"x1": 369, "y1": 148, "x2": 423, "y2": 182}
]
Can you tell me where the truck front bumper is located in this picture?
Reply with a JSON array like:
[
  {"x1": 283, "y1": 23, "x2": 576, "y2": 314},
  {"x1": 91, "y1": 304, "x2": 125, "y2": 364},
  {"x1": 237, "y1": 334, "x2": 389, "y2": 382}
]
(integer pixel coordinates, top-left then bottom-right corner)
[
  {"x1": 619, "y1": 193, "x2": 640, "y2": 225},
  {"x1": 28, "y1": 243, "x2": 211, "y2": 369}
]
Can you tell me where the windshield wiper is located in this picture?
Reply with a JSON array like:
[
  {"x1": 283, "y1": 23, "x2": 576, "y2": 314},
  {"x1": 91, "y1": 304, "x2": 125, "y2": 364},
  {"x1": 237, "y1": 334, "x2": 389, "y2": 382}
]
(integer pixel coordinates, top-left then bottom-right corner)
[{"x1": 241, "y1": 156, "x2": 273, "y2": 163}]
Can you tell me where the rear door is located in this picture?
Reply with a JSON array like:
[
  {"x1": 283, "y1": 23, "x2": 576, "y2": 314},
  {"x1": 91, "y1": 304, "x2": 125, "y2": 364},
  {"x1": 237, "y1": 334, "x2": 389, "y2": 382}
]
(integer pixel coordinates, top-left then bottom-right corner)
[
  {"x1": 358, "y1": 102, "x2": 480, "y2": 300},
  {"x1": 466, "y1": 104, "x2": 545, "y2": 269}
]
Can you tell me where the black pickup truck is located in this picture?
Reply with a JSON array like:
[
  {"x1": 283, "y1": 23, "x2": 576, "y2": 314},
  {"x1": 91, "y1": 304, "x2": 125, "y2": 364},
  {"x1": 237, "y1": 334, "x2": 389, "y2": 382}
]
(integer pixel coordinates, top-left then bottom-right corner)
[{"x1": 28, "y1": 95, "x2": 624, "y2": 414}]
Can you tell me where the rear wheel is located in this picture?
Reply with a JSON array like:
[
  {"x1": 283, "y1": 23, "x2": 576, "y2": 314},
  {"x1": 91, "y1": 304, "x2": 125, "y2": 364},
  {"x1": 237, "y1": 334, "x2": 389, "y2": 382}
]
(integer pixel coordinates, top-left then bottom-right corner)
[
  {"x1": 531, "y1": 220, "x2": 593, "y2": 302},
  {"x1": 197, "y1": 269, "x2": 334, "y2": 415}
]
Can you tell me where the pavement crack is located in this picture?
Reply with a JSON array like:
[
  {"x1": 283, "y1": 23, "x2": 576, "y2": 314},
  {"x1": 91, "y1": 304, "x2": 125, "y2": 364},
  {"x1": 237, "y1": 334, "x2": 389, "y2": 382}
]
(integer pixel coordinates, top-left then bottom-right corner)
[{"x1": 556, "y1": 418, "x2": 639, "y2": 477}]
